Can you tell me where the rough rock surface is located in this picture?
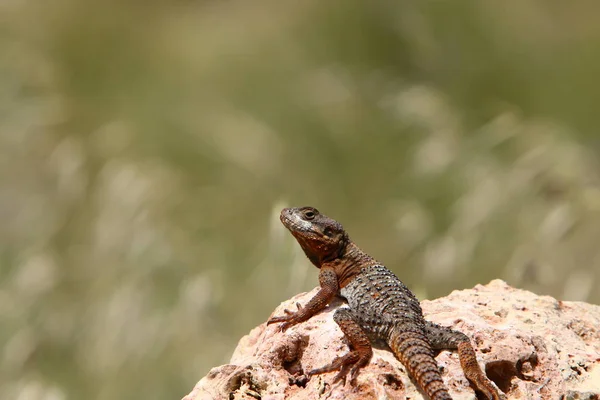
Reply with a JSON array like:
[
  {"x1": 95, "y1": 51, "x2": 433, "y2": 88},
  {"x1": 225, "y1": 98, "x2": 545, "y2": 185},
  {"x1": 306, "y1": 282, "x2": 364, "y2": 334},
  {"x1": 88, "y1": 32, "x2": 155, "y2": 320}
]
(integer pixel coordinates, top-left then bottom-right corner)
[{"x1": 183, "y1": 280, "x2": 600, "y2": 400}]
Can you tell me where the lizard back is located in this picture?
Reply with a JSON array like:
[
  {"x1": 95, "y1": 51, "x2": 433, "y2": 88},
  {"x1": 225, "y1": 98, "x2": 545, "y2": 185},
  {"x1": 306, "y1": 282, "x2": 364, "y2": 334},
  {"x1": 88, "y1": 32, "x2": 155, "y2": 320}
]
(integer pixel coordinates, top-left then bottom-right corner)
[{"x1": 340, "y1": 264, "x2": 426, "y2": 340}]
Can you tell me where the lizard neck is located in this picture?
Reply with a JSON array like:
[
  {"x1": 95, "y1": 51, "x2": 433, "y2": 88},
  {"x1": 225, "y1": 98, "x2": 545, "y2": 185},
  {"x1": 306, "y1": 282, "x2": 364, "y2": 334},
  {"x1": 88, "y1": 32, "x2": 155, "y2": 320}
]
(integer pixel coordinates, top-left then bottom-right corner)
[{"x1": 322, "y1": 241, "x2": 378, "y2": 288}]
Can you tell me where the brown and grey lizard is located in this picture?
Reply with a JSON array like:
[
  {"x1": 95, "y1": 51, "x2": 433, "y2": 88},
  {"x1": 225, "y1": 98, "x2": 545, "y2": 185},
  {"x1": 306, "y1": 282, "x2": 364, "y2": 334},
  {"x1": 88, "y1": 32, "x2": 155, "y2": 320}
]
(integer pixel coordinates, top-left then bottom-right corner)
[{"x1": 267, "y1": 206, "x2": 502, "y2": 400}]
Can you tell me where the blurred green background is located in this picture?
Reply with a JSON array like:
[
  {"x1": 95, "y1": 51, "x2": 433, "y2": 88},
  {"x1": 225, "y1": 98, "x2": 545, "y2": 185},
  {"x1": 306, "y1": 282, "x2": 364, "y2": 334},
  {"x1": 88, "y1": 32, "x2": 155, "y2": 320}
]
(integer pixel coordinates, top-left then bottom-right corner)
[{"x1": 2, "y1": 1, "x2": 600, "y2": 399}]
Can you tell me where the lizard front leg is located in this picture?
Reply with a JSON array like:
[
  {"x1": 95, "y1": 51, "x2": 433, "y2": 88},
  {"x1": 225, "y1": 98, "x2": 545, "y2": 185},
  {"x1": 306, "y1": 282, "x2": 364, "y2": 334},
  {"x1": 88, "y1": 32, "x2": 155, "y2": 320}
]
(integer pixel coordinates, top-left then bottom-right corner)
[
  {"x1": 308, "y1": 307, "x2": 373, "y2": 385},
  {"x1": 267, "y1": 268, "x2": 338, "y2": 331}
]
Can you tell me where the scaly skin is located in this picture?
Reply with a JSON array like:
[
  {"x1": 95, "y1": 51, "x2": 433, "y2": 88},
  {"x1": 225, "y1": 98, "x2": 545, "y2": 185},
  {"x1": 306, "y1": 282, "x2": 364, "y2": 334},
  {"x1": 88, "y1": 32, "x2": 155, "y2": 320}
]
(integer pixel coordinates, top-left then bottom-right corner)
[{"x1": 267, "y1": 206, "x2": 502, "y2": 400}]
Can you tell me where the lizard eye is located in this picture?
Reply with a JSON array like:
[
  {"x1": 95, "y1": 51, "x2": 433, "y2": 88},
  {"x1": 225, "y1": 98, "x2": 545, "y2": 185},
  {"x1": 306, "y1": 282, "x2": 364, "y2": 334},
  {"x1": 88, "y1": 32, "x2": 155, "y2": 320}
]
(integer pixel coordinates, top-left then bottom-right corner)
[{"x1": 303, "y1": 210, "x2": 316, "y2": 220}]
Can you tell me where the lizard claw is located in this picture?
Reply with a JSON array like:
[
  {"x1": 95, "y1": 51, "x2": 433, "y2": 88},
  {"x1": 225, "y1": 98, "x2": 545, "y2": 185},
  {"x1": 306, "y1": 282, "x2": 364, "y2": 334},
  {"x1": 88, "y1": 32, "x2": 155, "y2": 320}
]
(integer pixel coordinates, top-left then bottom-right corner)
[
  {"x1": 332, "y1": 372, "x2": 346, "y2": 386},
  {"x1": 349, "y1": 365, "x2": 361, "y2": 383},
  {"x1": 278, "y1": 321, "x2": 292, "y2": 332},
  {"x1": 337, "y1": 362, "x2": 366, "y2": 388},
  {"x1": 308, "y1": 350, "x2": 368, "y2": 388},
  {"x1": 267, "y1": 302, "x2": 304, "y2": 331},
  {"x1": 266, "y1": 316, "x2": 292, "y2": 331},
  {"x1": 280, "y1": 303, "x2": 303, "y2": 317}
]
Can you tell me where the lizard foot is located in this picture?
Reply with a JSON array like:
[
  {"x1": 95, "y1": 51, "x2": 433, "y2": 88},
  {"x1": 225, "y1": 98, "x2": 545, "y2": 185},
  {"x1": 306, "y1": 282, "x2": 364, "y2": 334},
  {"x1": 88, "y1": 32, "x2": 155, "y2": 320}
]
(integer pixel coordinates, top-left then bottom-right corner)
[
  {"x1": 457, "y1": 342, "x2": 504, "y2": 400},
  {"x1": 307, "y1": 350, "x2": 369, "y2": 386},
  {"x1": 267, "y1": 302, "x2": 304, "y2": 332}
]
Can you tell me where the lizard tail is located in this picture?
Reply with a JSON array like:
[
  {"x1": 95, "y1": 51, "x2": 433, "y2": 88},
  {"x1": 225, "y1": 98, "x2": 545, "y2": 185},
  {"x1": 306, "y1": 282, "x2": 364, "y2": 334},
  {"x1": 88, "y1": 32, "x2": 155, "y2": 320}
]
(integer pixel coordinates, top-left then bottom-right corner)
[{"x1": 389, "y1": 328, "x2": 452, "y2": 400}]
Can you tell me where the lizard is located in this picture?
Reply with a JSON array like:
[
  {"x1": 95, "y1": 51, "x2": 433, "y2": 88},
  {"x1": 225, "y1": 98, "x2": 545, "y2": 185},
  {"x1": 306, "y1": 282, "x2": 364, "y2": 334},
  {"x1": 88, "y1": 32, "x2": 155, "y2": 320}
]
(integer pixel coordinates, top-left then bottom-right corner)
[{"x1": 267, "y1": 206, "x2": 502, "y2": 400}]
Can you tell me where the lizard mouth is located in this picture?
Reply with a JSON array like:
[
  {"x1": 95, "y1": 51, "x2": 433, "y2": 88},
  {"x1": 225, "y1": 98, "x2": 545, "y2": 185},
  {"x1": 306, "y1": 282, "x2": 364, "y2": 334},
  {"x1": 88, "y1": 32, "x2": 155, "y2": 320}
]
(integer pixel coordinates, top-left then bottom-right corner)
[
  {"x1": 280, "y1": 207, "x2": 312, "y2": 233},
  {"x1": 280, "y1": 208, "x2": 297, "y2": 231}
]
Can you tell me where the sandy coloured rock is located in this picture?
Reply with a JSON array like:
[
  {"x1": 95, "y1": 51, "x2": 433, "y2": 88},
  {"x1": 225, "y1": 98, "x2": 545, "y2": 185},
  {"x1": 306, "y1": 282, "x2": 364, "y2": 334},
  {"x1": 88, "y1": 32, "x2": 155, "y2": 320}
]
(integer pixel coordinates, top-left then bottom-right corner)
[{"x1": 183, "y1": 280, "x2": 600, "y2": 400}]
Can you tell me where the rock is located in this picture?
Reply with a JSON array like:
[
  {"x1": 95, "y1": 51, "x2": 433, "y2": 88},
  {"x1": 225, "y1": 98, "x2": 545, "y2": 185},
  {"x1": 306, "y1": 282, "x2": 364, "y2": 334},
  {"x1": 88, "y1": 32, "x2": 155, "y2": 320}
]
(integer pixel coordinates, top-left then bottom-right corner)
[{"x1": 183, "y1": 280, "x2": 600, "y2": 400}]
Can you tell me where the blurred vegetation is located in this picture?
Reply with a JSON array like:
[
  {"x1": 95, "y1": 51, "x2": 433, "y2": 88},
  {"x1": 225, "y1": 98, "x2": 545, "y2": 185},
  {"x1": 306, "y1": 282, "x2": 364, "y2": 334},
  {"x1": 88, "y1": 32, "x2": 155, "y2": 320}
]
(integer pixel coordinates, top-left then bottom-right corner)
[{"x1": 1, "y1": 1, "x2": 600, "y2": 399}]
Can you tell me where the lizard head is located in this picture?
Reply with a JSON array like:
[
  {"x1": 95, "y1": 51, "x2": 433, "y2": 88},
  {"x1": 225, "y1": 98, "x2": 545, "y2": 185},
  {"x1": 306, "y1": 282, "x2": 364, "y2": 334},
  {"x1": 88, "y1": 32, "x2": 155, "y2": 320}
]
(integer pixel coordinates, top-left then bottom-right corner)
[{"x1": 280, "y1": 207, "x2": 348, "y2": 267}]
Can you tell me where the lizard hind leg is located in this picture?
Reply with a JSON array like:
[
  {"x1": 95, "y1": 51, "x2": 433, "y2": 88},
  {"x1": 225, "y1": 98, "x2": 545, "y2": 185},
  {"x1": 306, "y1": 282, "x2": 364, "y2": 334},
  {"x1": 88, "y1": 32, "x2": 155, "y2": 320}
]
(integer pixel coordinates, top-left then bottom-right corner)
[
  {"x1": 425, "y1": 322, "x2": 502, "y2": 400},
  {"x1": 307, "y1": 308, "x2": 373, "y2": 385}
]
